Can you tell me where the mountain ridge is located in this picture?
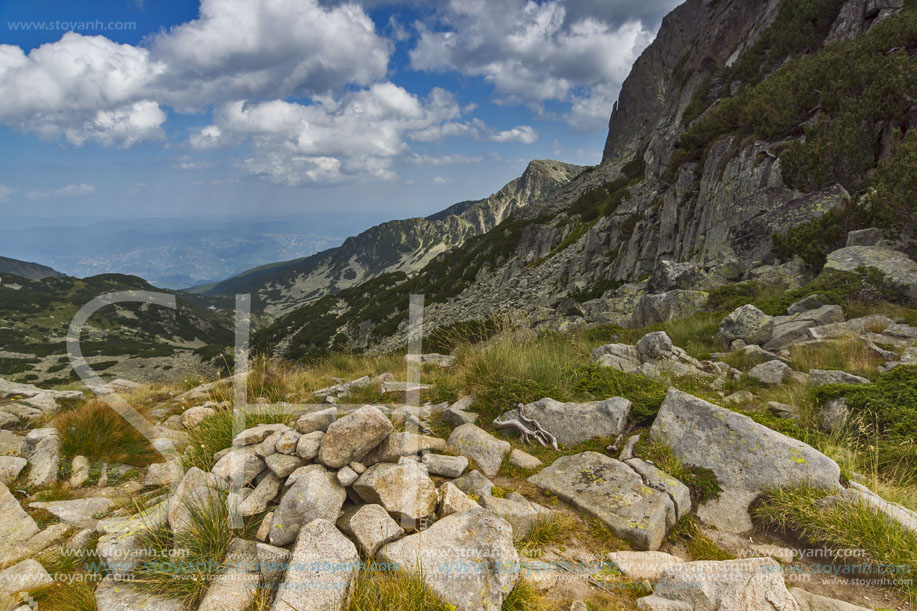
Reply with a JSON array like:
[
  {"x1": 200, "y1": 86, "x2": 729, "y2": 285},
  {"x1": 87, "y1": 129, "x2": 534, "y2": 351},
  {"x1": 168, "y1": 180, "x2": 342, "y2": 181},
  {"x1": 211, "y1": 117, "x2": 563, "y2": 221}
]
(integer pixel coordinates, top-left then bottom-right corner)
[{"x1": 202, "y1": 159, "x2": 583, "y2": 315}]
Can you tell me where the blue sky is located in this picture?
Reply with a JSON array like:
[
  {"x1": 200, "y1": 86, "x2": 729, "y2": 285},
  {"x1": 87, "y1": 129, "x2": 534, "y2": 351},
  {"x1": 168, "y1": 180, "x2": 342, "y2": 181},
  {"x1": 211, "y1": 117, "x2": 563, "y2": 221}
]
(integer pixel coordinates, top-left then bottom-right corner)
[{"x1": 0, "y1": 0, "x2": 679, "y2": 233}]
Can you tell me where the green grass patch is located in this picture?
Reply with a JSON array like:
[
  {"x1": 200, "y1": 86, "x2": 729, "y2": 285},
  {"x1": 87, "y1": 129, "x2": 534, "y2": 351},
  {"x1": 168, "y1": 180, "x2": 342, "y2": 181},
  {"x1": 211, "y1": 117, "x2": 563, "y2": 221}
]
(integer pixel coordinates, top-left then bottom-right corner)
[
  {"x1": 54, "y1": 399, "x2": 160, "y2": 467},
  {"x1": 181, "y1": 407, "x2": 293, "y2": 471},
  {"x1": 754, "y1": 485, "x2": 917, "y2": 601}
]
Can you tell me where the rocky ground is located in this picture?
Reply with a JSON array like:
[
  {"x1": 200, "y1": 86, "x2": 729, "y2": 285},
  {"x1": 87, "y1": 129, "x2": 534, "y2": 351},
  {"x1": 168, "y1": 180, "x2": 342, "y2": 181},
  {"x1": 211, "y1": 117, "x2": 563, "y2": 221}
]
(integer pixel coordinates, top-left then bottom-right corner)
[{"x1": 0, "y1": 285, "x2": 915, "y2": 610}]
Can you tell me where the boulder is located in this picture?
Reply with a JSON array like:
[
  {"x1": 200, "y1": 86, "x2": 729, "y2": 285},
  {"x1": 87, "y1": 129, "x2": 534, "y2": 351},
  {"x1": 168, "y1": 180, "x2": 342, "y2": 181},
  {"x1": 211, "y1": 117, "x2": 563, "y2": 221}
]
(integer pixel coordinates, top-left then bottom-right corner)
[
  {"x1": 265, "y1": 453, "x2": 305, "y2": 478},
  {"x1": 592, "y1": 343, "x2": 642, "y2": 372},
  {"x1": 0, "y1": 559, "x2": 53, "y2": 597},
  {"x1": 362, "y1": 432, "x2": 446, "y2": 464},
  {"x1": 790, "y1": 587, "x2": 871, "y2": 611},
  {"x1": 605, "y1": 551, "x2": 684, "y2": 581},
  {"x1": 765, "y1": 306, "x2": 845, "y2": 351},
  {"x1": 181, "y1": 405, "x2": 215, "y2": 429},
  {"x1": 168, "y1": 467, "x2": 226, "y2": 535},
  {"x1": 318, "y1": 405, "x2": 393, "y2": 468},
  {"x1": 819, "y1": 398, "x2": 849, "y2": 433},
  {"x1": 720, "y1": 305, "x2": 773, "y2": 346},
  {"x1": 0, "y1": 456, "x2": 27, "y2": 485},
  {"x1": 238, "y1": 472, "x2": 282, "y2": 516},
  {"x1": 22, "y1": 428, "x2": 59, "y2": 489},
  {"x1": 404, "y1": 353, "x2": 456, "y2": 367},
  {"x1": 198, "y1": 538, "x2": 258, "y2": 611},
  {"x1": 269, "y1": 465, "x2": 346, "y2": 546},
  {"x1": 421, "y1": 453, "x2": 469, "y2": 478},
  {"x1": 625, "y1": 458, "x2": 691, "y2": 519},
  {"x1": 256, "y1": 542, "x2": 289, "y2": 586},
  {"x1": 632, "y1": 290, "x2": 709, "y2": 327},
  {"x1": 0, "y1": 482, "x2": 39, "y2": 548},
  {"x1": 787, "y1": 294, "x2": 827, "y2": 315},
  {"x1": 97, "y1": 502, "x2": 168, "y2": 576},
  {"x1": 233, "y1": 423, "x2": 290, "y2": 446},
  {"x1": 337, "y1": 503, "x2": 404, "y2": 556},
  {"x1": 145, "y1": 459, "x2": 184, "y2": 487},
  {"x1": 508, "y1": 448, "x2": 542, "y2": 470},
  {"x1": 747, "y1": 360, "x2": 793, "y2": 385},
  {"x1": 845, "y1": 227, "x2": 884, "y2": 247},
  {"x1": 636, "y1": 331, "x2": 675, "y2": 360},
  {"x1": 274, "y1": 430, "x2": 301, "y2": 454},
  {"x1": 29, "y1": 497, "x2": 115, "y2": 528},
  {"x1": 94, "y1": 575, "x2": 183, "y2": 611},
  {"x1": 446, "y1": 424, "x2": 511, "y2": 478},
  {"x1": 647, "y1": 260, "x2": 708, "y2": 294},
  {"x1": 807, "y1": 370, "x2": 869, "y2": 386},
  {"x1": 295, "y1": 431, "x2": 324, "y2": 460},
  {"x1": 452, "y1": 470, "x2": 494, "y2": 499},
  {"x1": 635, "y1": 558, "x2": 799, "y2": 610},
  {"x1": 270, "y1": 519, "x2": 359, "y2": 611},
  {"x1": 480, "y1": 494, "x2": 552, "y2": 540},
  {"x1": 352, "y1": 461, "x2": 438, "y2": 527},
  {"x1": 824, "y1": 246, "x2": 917, "y2": 301},
  {"x1": 378, "y1": 508, "x2": 518, "y2": 611},
  {"x1": 499, "y1": 397, "x2": 631, "y2": 448},
  {"x1": 336, "y1": 466, "x2": 359, "y2": 487},
  {"x1": 313, "y1": 375, "x2": 370, "y2": 399},
  {"x1": 650, "y1": 389, "x2": 841, "y2": 532},
  {"x1": 443, "y1": 404, "x2": 478, "y2": 426},
  {"x1": 295, "y1": 408, "x2": 337, "y2": 434},
  {"x1": 211, "y1": 449, "x2": 266, "y2": 486},
  {"x1": 380, "y1": 381, "x2": 433, "y2": 394},
  {"x1": 528, "y1": 452, "x2": 676, "y2": 550},
  {"x1": 438, "y1": 481, "x2": 479, "y2": 516}
]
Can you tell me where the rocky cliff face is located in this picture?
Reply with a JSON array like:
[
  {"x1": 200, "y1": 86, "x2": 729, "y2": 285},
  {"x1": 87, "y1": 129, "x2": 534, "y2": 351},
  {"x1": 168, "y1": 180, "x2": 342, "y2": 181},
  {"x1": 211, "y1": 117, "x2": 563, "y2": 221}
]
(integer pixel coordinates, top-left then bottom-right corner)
[
  {"x1": 206, "y1": 159, "x2": 581, "y2": 316},
  {"x1": 254, "y1": 0, "x2": 913, "y2": 358}
]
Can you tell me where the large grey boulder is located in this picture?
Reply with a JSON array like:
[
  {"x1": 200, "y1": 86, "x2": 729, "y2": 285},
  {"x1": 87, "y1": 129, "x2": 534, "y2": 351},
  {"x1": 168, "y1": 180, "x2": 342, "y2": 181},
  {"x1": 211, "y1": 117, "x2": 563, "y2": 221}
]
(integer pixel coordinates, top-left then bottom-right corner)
[
  {"x1": 318, "y1": 405, "x2": 393, "y2": 468},
  {"x1": 606, "y1": 551, "x2": 684, "y2": 581},
  {"x1": 378, "y1": 508, "x2": 518, "y2": 611},
  {"x1": 0, "y1": 558, "x2": 53, "y2": 598},
  {"x1": 30, "y1": 497, "x2": 115, "y2": 528},
  {"x1": 238, "y1": 472, "x2": 282, "y2": 516},
  {"x1": 790, "y1": 587, "x2": 871, "y2": 611},
  {"x1": 198, "y1": 538, "x2": 258, "y2": 611},
  {"x1": 480, "y1": 493, "x2": 552, "y2": 540},
  {"x1": 592, "y1": 343, "x2": 642, "y2": 372},
  {"x1": 451, "y1": 470, "x2": 494, "y2": 499},
  {"x1": 650, "y1": 389, "x2": 841, "y2": 531},
  {"x1": 295, "y1": 431, "x2": 324, "y2": 460},
  {"x1": 211, "y1": 449, "x2": 266, "y2": 487},
  {"x1": 747, "y1": 360, "x2": 793, "y2": 385},
  {"x1": 233, "y1": 423, "x2": 290, "y2": 446},
  {"x1": 647, "y1": 260, "x2": 708, "y2": 294},
  {"x1": 295, "y1": 407, "x2": 337, "y2": 434},
  {"x1": 625, "y1": 458, "x2": 691, "y2": 520},
  {"x1": 764, "y1": 305, "x2": 845, "y2": 351},
  {"x1": 528, "y1": 452, "x2": 676, "y2": 550},
  {"x1": 498, "y1": 397, "x2": 631, "y2": 448},
  {"x1": 421, "y1": 453, "x2": 469, "y2": 478},
  {"x1": 824, "y1": 246, "x2": 917, "y2": 301},
  {"x1": 95, "y1": 575, "x2": 183, "y2": 611},
  {"x1": 22, "y1": 428, "x2": 59, "y2": 489},
  {"x1": 446, "y1": 424, "x2": 511, "y2": 478},
  {"x1": 269, "y1": 465, "x2": 346, "y2": 546},
  {"x1": 720, "y1": 305, "x2": 773, "y2": 346},
  {"x1": 97, "y1": 501, "x2": 168, "y2": 576},
  {"x1": 0, "y1": 456, "x2": 26, "y2": 485},
  {"x1": 0, "y1": 482, "x2": 39, "y2": 548},
  {"x1": 807, "y1": 370, "x2": 869, "y2": 386},
  {"x1": 438, "y1": 481, "x2": 479, "y2": 516},
  {"x1": 352, "y1": 461, "x2": 438, "y2": 527},
  {"x1": 635, "y1": 558, "x2": 800, "y2": 610},
  {"x1": 169, "y1": 467, "x2": 227, "y2": 536},
  {"x1": 270, "y1": 519, "x2": 359, "y2": 611},
  {"x1": 337, "y1": 503, "x2": 404, "y2": 556},
  {"x1": 361, "y1": 431, "x2": 446, "y2": 464},
  {"x1": 632, "y1": 290, "x2": 709, "y2": 327}
]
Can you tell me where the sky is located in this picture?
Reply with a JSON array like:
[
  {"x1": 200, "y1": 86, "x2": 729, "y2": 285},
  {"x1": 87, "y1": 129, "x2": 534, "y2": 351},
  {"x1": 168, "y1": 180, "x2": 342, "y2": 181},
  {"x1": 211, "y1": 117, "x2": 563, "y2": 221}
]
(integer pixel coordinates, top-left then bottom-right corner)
[{"x1": 0, "y1": 0, "x2": 680, "y2": 233}]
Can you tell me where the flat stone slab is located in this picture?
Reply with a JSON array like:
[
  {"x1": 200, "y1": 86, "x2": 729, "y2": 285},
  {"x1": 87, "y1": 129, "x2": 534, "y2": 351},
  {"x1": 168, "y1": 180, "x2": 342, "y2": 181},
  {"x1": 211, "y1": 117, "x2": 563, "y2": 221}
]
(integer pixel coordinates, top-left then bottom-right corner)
[
  {"x1": 446, "y1": 424, "x2": 510, "y2": 478},
  {"x1": 501, "y1": 397, "x2": 631, "y2": 447},
  {"x1": 30, "y1": 497, "x2": 115, "y2": 527},
  {"x1": 606, "y1": 551, "x2": 684, "y2": 581},
  {"x1": 95, "y1": 575, "x2": 183, "y2": 611},
  {"x1": 0, "y1": 558, "x2": 52, "y2": 597},
  {"x1": 528, "y1": 452, "x2": 675, "y2": 550},
  {"x1": 0, "y1": 482, "x2": 39, "y2": 547}
]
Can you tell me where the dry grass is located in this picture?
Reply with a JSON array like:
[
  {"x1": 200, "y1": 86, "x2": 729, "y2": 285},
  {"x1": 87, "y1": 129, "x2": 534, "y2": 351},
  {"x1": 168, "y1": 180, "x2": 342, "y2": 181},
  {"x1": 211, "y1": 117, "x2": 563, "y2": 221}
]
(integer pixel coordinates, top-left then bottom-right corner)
[
  {"x1": 786, "y1": 334, "x2": 884, "y2": 378},
  {"x1": 54, "y1": 399, "x2": 160, "y2": 466}
]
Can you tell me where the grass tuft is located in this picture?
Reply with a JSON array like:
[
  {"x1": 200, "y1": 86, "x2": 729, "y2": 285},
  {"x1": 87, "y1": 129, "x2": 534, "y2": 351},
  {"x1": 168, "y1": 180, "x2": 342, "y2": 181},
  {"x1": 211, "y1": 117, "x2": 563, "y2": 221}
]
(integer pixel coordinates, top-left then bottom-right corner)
[{"x1": 54, "y1": 399, "x2": 159, "y2": 466}]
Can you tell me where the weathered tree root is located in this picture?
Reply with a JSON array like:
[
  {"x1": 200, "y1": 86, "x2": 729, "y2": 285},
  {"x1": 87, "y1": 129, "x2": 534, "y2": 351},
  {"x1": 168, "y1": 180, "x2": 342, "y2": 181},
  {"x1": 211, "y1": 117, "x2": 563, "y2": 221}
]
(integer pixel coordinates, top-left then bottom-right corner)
[{"x1": 493, "y1": 405, "x2": 559, "y2": 450}]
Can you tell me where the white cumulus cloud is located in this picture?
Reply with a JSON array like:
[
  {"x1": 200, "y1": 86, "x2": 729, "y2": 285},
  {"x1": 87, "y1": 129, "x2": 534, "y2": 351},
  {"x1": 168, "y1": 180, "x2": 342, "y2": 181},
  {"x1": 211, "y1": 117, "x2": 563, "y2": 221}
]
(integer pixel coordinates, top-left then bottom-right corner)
[
  {"x1": 410, "y1": 0, "x2": 657, "y2": 131},
  {"x1": 490, "y1": 125, "x2": 538, "y2": 144},
  {"x1": 0, "y1": 184, "x2": 13, "y2": 202},
  {"x1": 26, "y1": 183, "x2": 96, "y2": 199}
]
